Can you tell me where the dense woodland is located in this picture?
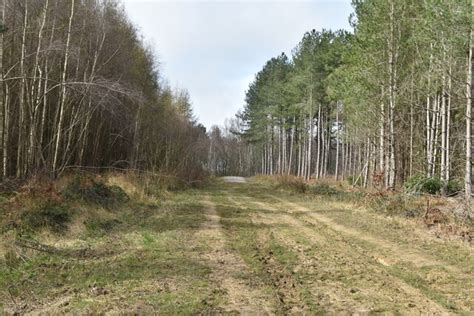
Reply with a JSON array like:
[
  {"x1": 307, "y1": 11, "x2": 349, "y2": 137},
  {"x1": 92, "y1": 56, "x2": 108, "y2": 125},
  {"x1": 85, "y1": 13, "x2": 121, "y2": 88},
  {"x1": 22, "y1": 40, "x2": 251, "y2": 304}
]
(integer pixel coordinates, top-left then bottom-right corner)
[
  {"x1": 209, "y1": 0, "x2": 474, "y2": 199},
  {"x1": 0, "y1": 0, "x2": 208, "y2": 182},
  {"x1": 1, "y1": 0, "x2": 473, "y2": 199}
]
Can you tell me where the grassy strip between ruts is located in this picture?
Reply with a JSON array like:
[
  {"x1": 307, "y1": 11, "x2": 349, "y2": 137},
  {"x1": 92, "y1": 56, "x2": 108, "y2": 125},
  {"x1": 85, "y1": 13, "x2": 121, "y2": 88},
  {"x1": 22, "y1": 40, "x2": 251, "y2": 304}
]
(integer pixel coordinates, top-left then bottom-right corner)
[{"x1": 211, "y1": 191, "x2": 323, "y2": 314}]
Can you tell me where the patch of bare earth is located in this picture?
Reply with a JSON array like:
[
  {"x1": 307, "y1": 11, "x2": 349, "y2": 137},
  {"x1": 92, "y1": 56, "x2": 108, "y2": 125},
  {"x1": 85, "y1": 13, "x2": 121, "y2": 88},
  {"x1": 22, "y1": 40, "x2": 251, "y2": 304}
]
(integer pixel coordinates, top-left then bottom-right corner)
[
  {"x1": 254, "y1": 230, "x2": 309, "y2": 314},
  {"x1": 196, "y1": 196, "x2": 274, "y2": 314},
  {"x1": 226, "y1": 196, "x2": 309, "y2": 314}
]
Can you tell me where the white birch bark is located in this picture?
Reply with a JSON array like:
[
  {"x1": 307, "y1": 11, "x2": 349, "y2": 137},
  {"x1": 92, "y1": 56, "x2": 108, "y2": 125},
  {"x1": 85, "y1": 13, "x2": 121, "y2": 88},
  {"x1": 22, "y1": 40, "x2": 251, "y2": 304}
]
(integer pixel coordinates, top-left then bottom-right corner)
[
  {"x1": 52, "y1": 0, "x2": 75, "y2": 175},
  {"x1": 465, "y1": 4, "x2": 473, "y2": 200}
]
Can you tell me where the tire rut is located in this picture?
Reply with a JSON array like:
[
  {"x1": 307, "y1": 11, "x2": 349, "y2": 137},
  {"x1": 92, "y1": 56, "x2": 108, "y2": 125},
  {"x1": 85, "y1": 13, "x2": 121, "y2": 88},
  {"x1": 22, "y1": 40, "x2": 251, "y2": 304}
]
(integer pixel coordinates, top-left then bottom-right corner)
[
  {"x1": 266, "y1": 195, "x2": 473, "y2": 312},
  {"x1": 271, "y1": 195, "x2": 462, "y2": 273},
  {"x1": 225, "y1": 195, "x2": 310, "y2": 314},
  {"x1": 231, "y1": 194, "x2": 451, "y2": 314},
  {"x1": 196, "y1": 195, "x2": 274, "y2": 314}
]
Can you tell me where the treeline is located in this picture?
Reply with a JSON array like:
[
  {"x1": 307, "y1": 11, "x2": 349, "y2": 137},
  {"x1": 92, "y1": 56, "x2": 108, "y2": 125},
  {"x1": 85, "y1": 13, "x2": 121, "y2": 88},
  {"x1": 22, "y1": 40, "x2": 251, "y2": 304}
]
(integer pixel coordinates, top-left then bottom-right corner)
[
  {"x1": 209, "y1": 0, "x2": 473, "y2": 198},
  {"x1": 0, "y1": 0, "x2": 207, "y2": 181}
]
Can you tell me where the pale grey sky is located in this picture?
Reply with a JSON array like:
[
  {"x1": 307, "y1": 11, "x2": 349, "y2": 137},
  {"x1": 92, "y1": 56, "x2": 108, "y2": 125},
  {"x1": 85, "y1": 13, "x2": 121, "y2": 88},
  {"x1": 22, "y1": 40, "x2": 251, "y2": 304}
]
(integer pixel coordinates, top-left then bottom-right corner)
[{"x1": 122, "y1": 0, "x2": 353, "y2": 128}]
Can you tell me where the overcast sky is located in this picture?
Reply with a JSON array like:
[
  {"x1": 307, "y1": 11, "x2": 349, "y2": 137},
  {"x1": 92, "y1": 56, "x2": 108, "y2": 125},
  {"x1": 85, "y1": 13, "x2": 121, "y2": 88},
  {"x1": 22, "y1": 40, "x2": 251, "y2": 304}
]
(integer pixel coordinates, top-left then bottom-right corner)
[{"x1": 122, "y1": 0, "x2": 353, "y2": 129}]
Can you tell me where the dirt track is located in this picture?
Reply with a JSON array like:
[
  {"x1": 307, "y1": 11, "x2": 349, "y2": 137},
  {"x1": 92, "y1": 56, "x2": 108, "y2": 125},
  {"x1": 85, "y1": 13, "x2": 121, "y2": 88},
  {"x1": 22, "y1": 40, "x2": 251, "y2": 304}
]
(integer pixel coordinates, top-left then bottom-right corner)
[
  {"x1": 2, "y1": 178, "x2": 472, "y2": 314},
  {"x1": 202, "y1": 179, "x2": 473, "y2": 314}
]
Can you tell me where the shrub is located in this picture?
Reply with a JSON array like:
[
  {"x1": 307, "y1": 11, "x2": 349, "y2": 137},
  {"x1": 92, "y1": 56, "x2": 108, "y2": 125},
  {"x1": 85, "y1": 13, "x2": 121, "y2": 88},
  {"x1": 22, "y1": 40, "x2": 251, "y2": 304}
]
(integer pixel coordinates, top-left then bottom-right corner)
[
  {"x1": 275, "y1": 175, "x2": 308, "y2": 193},
  {"x1": 309, "y1": 183, "x2": 338, "y2": 195},
  {"x1": 445, "y1": 179, "x2": 462, "y2": 196},
  {"x1": 347, "y1": 175, "x2": 362, "y2": 187},
  {"x1": 21, "y1": 201, "x2": 71, "y2": 233},
  {"x1": 423, "y1": 177, "x2": 443, "y2": 194},
  {"x1": 62, "y1": 176, "x2": 128, "y2": 207},
  {"x1": 368, "y1": 193, "x2": 413, "y2": 216},
  {"x1": 404, "y1": 174, "x2": 442, "y2": 195},
  {"x1": 404, "y1": 174, "x2": 425, "y2": 193},
  {"x1": 85, "y1": 217, "x2": 122, "y2": 236}
]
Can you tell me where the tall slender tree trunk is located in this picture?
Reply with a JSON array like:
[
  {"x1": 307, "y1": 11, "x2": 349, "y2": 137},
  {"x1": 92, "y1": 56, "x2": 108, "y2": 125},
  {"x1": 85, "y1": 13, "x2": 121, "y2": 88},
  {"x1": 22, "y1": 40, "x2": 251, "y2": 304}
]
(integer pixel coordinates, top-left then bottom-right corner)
[
  {"x1": 282, "y1": 121, "x2": 287, "y2": 173},
  {"x1": 465, "y1": 4, "x2": 473, "y2": 200},
  {"x1": 28, "y1": 0, "x2": 49, "y2": 173},
  {"x1": 288, "y1": 117, "x2": 295, "y2": 175},
  {"x1": 380, "y1": 87, "x2": 387, "y2": 184},
  {"x1": 323, "y1": 115, "x2": 330, "y2": 177},
  {"x1": 432, "y1": 95, "x2": 441, "y2": 177},
  {"x1": 409, "y1": 64, "x2": 414, "y2": 178},
  {"x1": 315, "y1": 103, "x2": 321, "y2": 178},
  {"x1": 306, "y1": 121, "x2": 312, "y2": 180},
  {"x1": 441, "y1": 76, "x2": 447, "y2": 185},
  {"x1": 387, "y1": 0, "x2": 397, "y2": 189},
  {"x1": 278, "y1": 124, "x2": 282, "y2": 174},
  {"x1": 426, "y1": 44, "x2": 434, "y2": 178},
  {"x1": 0, "y1": 0, "x2": 5, "y2": 177},
  {"x1": 17, "y1": 1, "x2": 28, "y2": 177},
  {"x1": 335, "y1": 101, "x2": 340, "y2": 180},
  {"x1": 270, "y1": 122, "x2": 274, "y2": 175},
  {"x1": 363, "y1": 138, "x2": 370, "y2": 188},
  {"x1": 52, "y1": 0, "x2": 75, "y2": 176},
  {"x1": 297, "y1": 128, "x2": 302, "y2": 177},
  {"x1": 39, "y1": 0, "x2": 57, "y2": 169},
  {"x1": 301, "y1": 117, "x2": 307, "y2": 178},
  {"x1": 341, "y1": 135, "x2": 345, "y2": 180},
  {"x1": 348, "y1": 141, "x2": 353, "y2": 179},
  {"x1": 358, "y1": 142, "x2": 362, "y2": 179},
  {"x1": 320, "y1": 114, "x2": 326, "y2": 178},
  {"x1": 306, "y1": 89, "x2": 313, "y2": 180},
  {"x1": 446, "y1": 65, "x2": 452, "y2": 182}
]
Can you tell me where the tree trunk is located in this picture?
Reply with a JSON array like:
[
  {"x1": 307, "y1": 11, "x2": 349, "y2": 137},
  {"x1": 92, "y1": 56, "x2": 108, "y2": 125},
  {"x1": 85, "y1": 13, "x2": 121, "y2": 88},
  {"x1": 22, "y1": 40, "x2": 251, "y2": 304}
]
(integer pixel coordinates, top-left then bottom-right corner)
[
  {"x1": 335, "y1": 101, "x2": 340, "y2": 180},
  {"x1": 52, "y1": 0, "x2": 75, "y2": 176},
  {"x1": 426, "y1": 43, "x2": 434, "y2": 178},
  {"x1": 315, "y1": 103, "x2": 321, "y2": 178},
  {"x1": 379, "y1": 95, "x2": 384, "y2": 176},
  {"x1": 446, "y1": 65, "x2": 452, "y2": 182},
  {"x1": 441, "y1": 76, "x2": 447, "y2": 185},
  {"x1": 409, "y1": 64, "x2": 414, "y2": 178},
  {"x1": 387, "y1": 0, "x2": 397, "y2": 189},
  {"x1": 17, "y1": 1, "x2": 28, "y2": 177},
  {"x1": 28, "y1": 0, "x2": 49, "y2": 173},
  {"x1": 288, "y1": 117, "x2": 295, "y2": 175},
  {"x1": 323, "y1": 114, "x2": 330, "y2": 177},
  {"x1": 432, "y1": 94, "x2": 441, "y2": 177},
  {"x1": 465, "y1": 6, "x2": 473, "y2": 200},
  {"x1": 0, "y1": 0, "x2": 5, "y2": 177}
]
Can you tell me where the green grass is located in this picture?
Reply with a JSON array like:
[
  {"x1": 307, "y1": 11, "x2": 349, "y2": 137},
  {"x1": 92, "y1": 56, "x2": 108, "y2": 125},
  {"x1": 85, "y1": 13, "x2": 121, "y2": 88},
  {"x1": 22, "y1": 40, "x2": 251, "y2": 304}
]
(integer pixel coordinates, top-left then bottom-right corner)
[
  {"x1": 387, "y1": 265, "x2": 459, "y2": 311},
  {"x1": 0, "y1": 188, "x2": 217, "y2": 314},
  {"x1": 1, "y1": 176, "x2": 472, "y2": 314},
  {"x1": 211, "y1": 191, "x2": 326, "y2": 313}
]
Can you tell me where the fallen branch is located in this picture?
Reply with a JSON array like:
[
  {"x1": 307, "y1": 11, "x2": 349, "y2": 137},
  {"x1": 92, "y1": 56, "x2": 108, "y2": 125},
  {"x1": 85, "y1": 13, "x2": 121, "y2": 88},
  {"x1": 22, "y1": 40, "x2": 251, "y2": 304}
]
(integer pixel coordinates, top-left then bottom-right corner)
[
  {"x1": 14, "y1": 238, "x2": 90, "y2": 258},
  {"x1": 15, "y1": 238, "x2": 64, "y2": 255}
]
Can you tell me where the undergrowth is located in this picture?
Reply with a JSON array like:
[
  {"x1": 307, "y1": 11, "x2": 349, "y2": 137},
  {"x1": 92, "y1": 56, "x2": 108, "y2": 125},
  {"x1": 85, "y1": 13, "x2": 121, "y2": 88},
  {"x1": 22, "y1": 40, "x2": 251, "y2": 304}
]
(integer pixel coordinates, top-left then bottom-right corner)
[
  {"x1": 20, "y1": 201, "x2": 72, "y2": 233},
  {"x1": 268, "y1": 175, "x2": 469, "y2": 224},
  {"x1": 273, "y1": 175, "x2": 364, "y2": 202},
  {"x1": 0, "y1": 172, "x2": 212, "y2": 314},
  {"x1": 62, "y1": 175, "x2": 129, "y2": 207},
  {"x1": 404, "y1": 174, "x2": 463, "y2": 196},
  {"x1": 275, "y1": 175, "x2": 308, "y2": 193}
]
